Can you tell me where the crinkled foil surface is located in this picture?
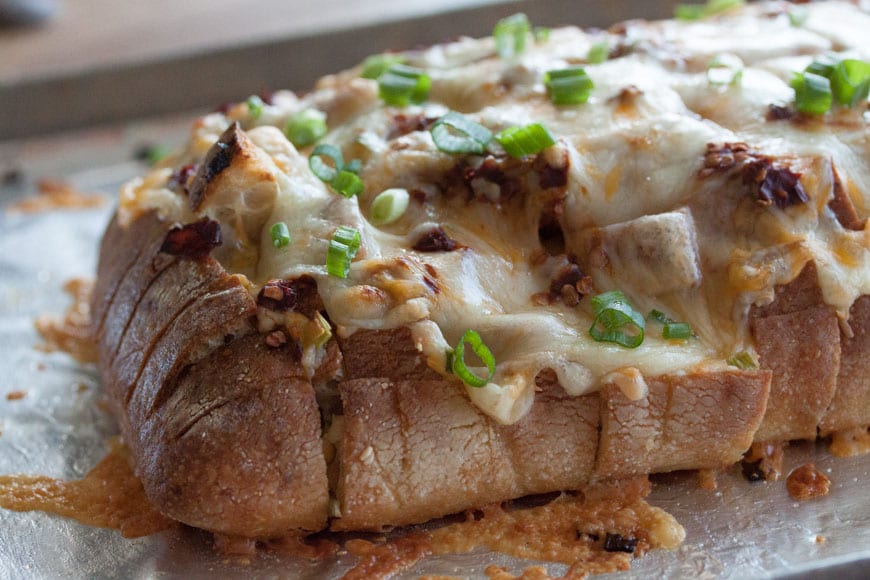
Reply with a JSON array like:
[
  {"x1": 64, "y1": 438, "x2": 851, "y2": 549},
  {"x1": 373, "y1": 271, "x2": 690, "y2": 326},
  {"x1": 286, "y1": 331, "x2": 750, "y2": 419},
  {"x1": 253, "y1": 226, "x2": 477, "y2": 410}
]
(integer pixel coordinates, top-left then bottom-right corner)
[{"x1": 1, "y1": 119, "x2": 868, "y2": 580}]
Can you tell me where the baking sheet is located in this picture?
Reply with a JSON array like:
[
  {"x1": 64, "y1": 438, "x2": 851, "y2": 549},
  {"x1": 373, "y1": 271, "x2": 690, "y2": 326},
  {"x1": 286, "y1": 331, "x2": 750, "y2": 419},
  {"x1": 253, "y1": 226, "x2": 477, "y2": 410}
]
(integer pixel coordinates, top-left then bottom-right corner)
[{"x1": 1, "y1": 113, "x2": 869, "y2": 580}]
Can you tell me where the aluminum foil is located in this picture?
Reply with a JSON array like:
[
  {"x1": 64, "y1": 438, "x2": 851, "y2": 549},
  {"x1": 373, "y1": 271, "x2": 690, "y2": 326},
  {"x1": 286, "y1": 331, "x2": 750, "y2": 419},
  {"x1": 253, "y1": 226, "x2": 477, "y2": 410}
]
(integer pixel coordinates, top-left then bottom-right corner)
[{"x1": 1, "y1": 121, "x2": 868, "y2": 580}]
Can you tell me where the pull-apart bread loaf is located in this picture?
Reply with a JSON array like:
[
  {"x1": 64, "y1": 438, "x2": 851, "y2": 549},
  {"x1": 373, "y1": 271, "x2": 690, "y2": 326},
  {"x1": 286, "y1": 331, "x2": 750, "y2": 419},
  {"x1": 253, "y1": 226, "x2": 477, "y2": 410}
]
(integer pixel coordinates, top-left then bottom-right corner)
[{"x1": 94, "y1": 1, "x2": 869, "y2": 538}]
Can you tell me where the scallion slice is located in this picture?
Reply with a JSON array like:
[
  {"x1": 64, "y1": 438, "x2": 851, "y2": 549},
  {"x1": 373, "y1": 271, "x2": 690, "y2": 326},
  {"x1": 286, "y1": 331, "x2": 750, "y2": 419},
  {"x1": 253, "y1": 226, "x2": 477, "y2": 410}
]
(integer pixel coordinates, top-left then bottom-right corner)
[
  {"x1": 706, "y1": 53, "x2": 744, "y2": 86},
  {"x1": 663, "y1": 322, "x2": 692, "y2": 340},
  {"x1": 269, "y1": 222, "x2": 291, "y2": 248},
  {"x1": 495, "y1": 123, "x2": 556, "y2": 158},
  {"x1": 430, "y1": 112, "x2": 493, "y2": 154},
  {"x1": 589, "y1": 291, "x2": 645, "y2": 349},
  {"x1": 326, "y1": 226, "x2": 361, "y2": 279},
  {"x1": 790, "y1": 71, "x2": 833, "y2": 115},
  {"x1": 309, "y1": 144, "x2": 344, "y2": 183},
  {"x1": 378, "y1": 64, "x2": 431, "y2": 107},
  {"x1": 649, "y1": 309, "x2": 674, "y2": 325},
  {"x1": 361, "y1": 53, "x2": 405, "y2": 80},
  {"x1": 788, "y1": 6, "x2": 809, "y2": 27},
  {"x1": 533, "y1": 26, "x2": 551, "y2": 43},
  {"x1": 344, "y1": 158, "x2": 363, "y2": 175},
  {"x1": 830, "y1": 59, "x2": 870, "y2": 106},
  {"x1": 545, "y1": 66, "x2": 595, "y2": 105},
  {"x1": 727, "y1": 350, "x2": 757, "y2": 370},
  {"x1": 331, "y1": 170, "x2": 364, "y2": 198},
  {"x1": 494, "y1": 13, "x2": 530, "y2": 60},
  {"x1": 675, "y1": 4, "x2": 705, "y2": 20},
  {"x1": 370, "y1": 188, "x2": 410, "y2": 226},
  {"x1": 675, "y1": 0, "x2": 744, "y2": 20},
  {"x1": 246, "y1": 95, "x2": 265, "y2": 120},
  {"x1": 285, "y1": 109, "x2": 327, "y2": 148},
  {"x1": 451, "y1": 329, "x2": 496, "y2": 388},
  {"x1": 587, "y1": 41, "x2": 610, "y2": 64}
]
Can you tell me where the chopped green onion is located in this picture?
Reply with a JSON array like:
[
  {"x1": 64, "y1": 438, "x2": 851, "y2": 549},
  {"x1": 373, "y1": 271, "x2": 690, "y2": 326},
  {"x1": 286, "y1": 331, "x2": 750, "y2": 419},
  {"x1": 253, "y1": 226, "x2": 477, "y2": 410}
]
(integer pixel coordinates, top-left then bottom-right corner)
[
  {"x1": 361, "y1": 53, "x2": 406, "y2": 79},
  {"x1": 675, "y1": 0, "x2": 744, "y2": 20},
  {"x1": 285, "y1": 109, "x2": 327, "y2": 147},
  {"x1": 533, "y1": 26, "x2": 551, "y2": 43},
  {"x1": 430, "y1": 112, "x2": 493, "y2": 154},
  {"x1": 663, "y1": 322, "x2": 692, "y2": 340},
  {"x1": 309, "y1": 144, "x2": 344, "y2": 183},
  {"x1": 727, "y1": 350, "x2": 757, "y2": 370},
  {"x1": 589, "y1": 291, "x2": 645, "y2": 348},
  {"x1": 805, "y1": 54, "x2": 839, "y2": 79},
  {"x1": 370, "y1": 188, "x2": 410, "y2": 226},
  {"x1": 790, "y1": 71, "x2": 832, "y2": 115},
  {"x1": 545, "y1": 66, "x2": 595, "y2": 105},
  {"x1": 344, "y1": 158, "x2": 363, "y2": 175},
  {"x1": 142, "y1": 144, "x2": 171, "y2": 166},
  {"x1": 451, "y1": 329, "x2": 496, "y2": 388},
  {"x1": 706, "y1": 53, "x2": 744, "y2": 86},
  {"x1": 246, "y1": 95, "x2": 265, "y2": 120},
  {"x1": 495, "y1": 123, "x2": 556, "y2": 158},
  {"x1": 331, "y1": 170, "x2": 364, "y2": 198},
  {"x1": 326, "y1": 226, "x2": 361, "y2": 279},
  {"x1": 649, "y1": 309, "x2": 675, "y2": 325},
  {"x1": 494, "y1": 13, "x2": 530, "y2": 60},
  {"x1": 269, "y1": 222, "x2": 291, "y2": 248},
  {"x1": 587, "y1": 41, "x2": 610, "y2": 64},
  {"x1": 830, "y1": 59, "x2": 870, "y2": 106},
  {"x1": 788, "y1": 6, "x2": 809, "y2": 27},
  {"x1": 378, "y1": 64, "x2": 431, "y2": 106}
]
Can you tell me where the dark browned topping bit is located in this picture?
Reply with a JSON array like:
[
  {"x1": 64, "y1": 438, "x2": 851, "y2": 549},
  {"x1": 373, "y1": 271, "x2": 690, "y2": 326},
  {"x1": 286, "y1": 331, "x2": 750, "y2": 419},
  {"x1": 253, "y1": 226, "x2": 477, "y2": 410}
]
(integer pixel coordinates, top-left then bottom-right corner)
[
  {"x1": 386, "y1": 113, "x2": 438, "y2": 140},
  {"x1": 422, "y1": 263, "x2": 440, "y2": 294},
  {"x1": 256, "y1": 275, "x2": 324, "y2": 317},
  {"x1": 829, "y1": 163, "x2": 866, "y2": 231},
  {"x1": 766, "y1": 104, "x2": 796, "y2": 122},
  {"x1": 701, "y1": 142, "x2": 808, "y2": 209},
  {"x1": 609, "y1": 85, "x2": 643, "y2": 107},
  {"x1": 265, "y1": 330, "x2": 288, "y2": 348},
  {"x1": 786, "y1": 463, "x2": 831, "y2": 501},
  {"x1": 413, "y1": 226, "x2": 458, "y2": 252},
  {"x1": 548, "y1": 262, "x2": 593, "y2": 307},
  {"x1": 741, "y1": 459, "x2": 766, "y2": 482},
  {"x1": 159, "y1": 218, "x2": 222, "y2": 259},
  {"x1": 168, "y1": 163, "x2": 197, "y2": 196},
  {"x1": 603, "y1": 533, "x2": 638, "y2": 553},
  {"x1": 188, "y1": 122, "x2": 244, "y2": 211}
]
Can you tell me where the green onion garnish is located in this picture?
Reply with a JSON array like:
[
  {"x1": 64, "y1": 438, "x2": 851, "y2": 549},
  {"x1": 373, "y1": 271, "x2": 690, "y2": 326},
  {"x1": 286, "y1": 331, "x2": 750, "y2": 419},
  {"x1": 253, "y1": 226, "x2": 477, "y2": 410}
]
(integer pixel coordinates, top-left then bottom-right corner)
[
  {"x1": 450, "y1": 329, "x2": 496, "y2": 388},
  {"x1": 805, "y1": 54, "x2": 839, "y2": 79},
  {"x1": 587, "y1": 41, "x2": 610, "y2": 64},
  {"x1": 727, "y1": 350, "x2": 757, "y2": 370},
  {"x1": 361, "y1": 53, "x2": 406, "y2": 80},
  {"x1": 788, "y1": 6, "x2": 809, "y2": 27},
  {"x1": 331, "y1": 170, "x2": 364, "y2": 198},
  {"x1": 142, "y1": 144, "x2": 171, "y2": 166},
  {"x1": 430, "y1": 112, "x2": 493, "y2": 154},
  {"x1": 533, "y1": 26, "x2": 551, "y2": 43},
  {"x1": 246, "y1": 95, "x2": 265, "y2": 120},
  {"x1": 830, "y1": 59, "x2": 870, "y2": 106},
  {"x1": 326, "y1": 226, "x2": 361, "y2": 278},
  {"x1": 309, "y1": 144, "x2": 344, "y2": 183},
  {"x1": 269, "y1": 222, "x2": 291, "y2": 248},
  {"x1": 344, "y1": 158, "x2": 363, "y2": 175},
  {"x1": 675, "y1": 0, "x2": 744, "y2": 20},
  {"x1": 663, "y1": 322, "x2": 692, "y2": 340},
  {"x1": 378, "y1": 64, "x2": 431, "y2": 107},
  {"x1": 649, "y1": 309, "x2": 675, "y2": 325},
  {"x1": 589, "y1": 290, "x2": 645, "y2": 349},
  {"x1": 495, "y1": 123, "x2": 556, "y2": 158},
  {"x1": 494, "y1": 13, "x2": 530, "y2": 60},
  {"x1": 285, "y1": 109, "x2": 327, "y2": 147},
  {"x1": 544, "y1": 66, "x2": 595, "y2": 105},
  {"x1": 706, "y1": 53, "x2": 744, "y2": 86},
  {"x1": 370, "y1": 188, "x2": 410, "y2": 226},
  {"x1": 790, "y1": 71, "x2": 833, "y2": 115}
]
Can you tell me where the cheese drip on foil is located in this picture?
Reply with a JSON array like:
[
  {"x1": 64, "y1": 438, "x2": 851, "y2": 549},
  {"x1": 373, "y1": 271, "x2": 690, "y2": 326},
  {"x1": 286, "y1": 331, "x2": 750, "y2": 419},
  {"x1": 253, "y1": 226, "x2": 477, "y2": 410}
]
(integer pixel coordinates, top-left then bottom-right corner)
[{"x1": 120, "y1": 1, "x2": 870, "y2": 424}]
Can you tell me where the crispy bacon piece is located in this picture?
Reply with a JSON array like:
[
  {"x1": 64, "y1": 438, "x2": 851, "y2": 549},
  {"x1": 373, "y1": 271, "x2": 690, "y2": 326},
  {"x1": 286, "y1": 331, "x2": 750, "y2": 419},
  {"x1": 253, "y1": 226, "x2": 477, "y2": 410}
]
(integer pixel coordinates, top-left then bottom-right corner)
[
  {"x1": 168, "y1": 163, "x2": 197, "y2": 196},
  {"x1": 159, "y1": 219, "x2": 222, "y2": 259},
  {"x1": 256, "y1": 276, "x2": 323, "y2": 317},
  {"x1": 188, "y1": 122, "x2": 244, "y2": 211},
  {"x1": 549, "y1": 262, "x2": 593, "y2": 307},
  {"x1": 413, "y1": 226, "x2": 458, "y2": 252}
]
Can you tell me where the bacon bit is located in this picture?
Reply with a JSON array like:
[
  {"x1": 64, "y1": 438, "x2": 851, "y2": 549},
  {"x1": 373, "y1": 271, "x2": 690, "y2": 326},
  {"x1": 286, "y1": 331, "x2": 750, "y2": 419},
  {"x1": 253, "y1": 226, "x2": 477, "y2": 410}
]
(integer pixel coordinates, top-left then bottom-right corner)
[
  {"x1": 603, "y1": 533, "x2": 638, "y2": 553},
  {"x1": 538, "y1": 164, "x2": 568, "y2": 189},
  {"x1": 265, "y1": 330, "x2": 288, "y2": 348},
  {"x1": 256, "y1": 276, "x2": 323, "y2": 317},
  {"x1": 6, "y1": 179, "x2": 106, "y2": 214},
  {"x1": 159, "y1": 219, "x2": 222, "y2": 259},
  {"x1": 413, "y1": 226, "x2": 458, "y2": 252},
  {"x1": 766, "y1": 104, "x2": 796, "y2": 122},
  {"x1": 386, "y1": 113, "x2": 438, "y2": 140},
  {"x1": 6, "y1": 391, "x2": 26, "y2": 401},
  {"x1": 549, "y1": 263, "x2": 593, "y2": 306},
  {"x1": 701, "y1": 142, "x2": 808, "y2": 209},
  {"x1": 786, "y1": 463, "x2": 831, "y2": 501},
  {"x1": 34, "y1": 278, "x2": 98, "y2": 364},
  {"x1": 188, "y1": 122, "x2": 244, "y2": 211},
  {"x1": 168, "y1": 163, "x2": 197, "y2": 196}
]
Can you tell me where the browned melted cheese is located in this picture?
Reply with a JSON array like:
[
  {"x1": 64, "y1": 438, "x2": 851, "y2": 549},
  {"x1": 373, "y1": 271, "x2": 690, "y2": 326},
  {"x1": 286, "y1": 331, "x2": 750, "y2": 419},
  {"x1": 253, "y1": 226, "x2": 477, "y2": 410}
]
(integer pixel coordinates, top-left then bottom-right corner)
[
  {"x1": 0, "y1": 440, "x2": 173, "y2": 538},
  {"x1": 6, "y1": 180, "x2": 106, "y2": 214},
  {"x1": 829, "y1": 426, "x2": 870, "y2": 457},
  {"x1": 34, "y1": 278, "x2": 98, "y2": 364}
]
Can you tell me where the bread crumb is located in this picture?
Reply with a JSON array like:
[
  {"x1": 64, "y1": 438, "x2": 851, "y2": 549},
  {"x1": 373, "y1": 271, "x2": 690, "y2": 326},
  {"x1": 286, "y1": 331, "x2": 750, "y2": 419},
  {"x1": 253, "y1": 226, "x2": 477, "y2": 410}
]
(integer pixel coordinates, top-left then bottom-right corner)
[{"x1": 6, "y1": 391, "x2": 26, "y2": 401}]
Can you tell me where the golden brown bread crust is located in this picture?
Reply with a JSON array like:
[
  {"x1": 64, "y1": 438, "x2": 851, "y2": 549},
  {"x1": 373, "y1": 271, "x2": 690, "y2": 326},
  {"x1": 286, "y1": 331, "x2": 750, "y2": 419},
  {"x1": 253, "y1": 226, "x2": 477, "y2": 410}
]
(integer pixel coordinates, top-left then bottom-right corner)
[{"x1": 820, "y1": 296, "x2": 870, "y2": 434}]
